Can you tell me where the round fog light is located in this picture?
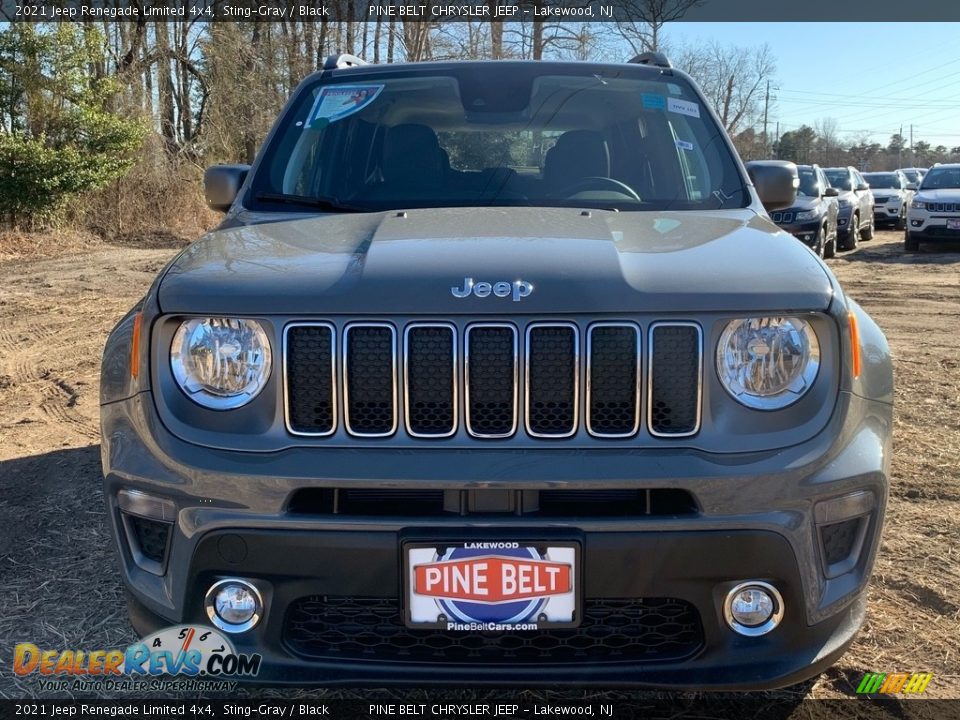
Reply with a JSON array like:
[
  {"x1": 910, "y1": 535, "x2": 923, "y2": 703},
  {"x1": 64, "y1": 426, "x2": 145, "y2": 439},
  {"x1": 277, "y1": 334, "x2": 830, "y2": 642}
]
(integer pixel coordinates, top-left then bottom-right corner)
[
  {"x1": 205, "y1": 579, "x2": 263, "y2": 633},
  {"x1": 723, "y1": 581, "x2": 783, "y2": 637}
]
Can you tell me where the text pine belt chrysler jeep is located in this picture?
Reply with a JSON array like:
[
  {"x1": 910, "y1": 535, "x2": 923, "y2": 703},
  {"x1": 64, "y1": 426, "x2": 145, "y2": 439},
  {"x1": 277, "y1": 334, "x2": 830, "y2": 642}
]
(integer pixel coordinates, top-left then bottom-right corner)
[{"x1": 100, "y1": 54, "x2": 893, "y2": 689}]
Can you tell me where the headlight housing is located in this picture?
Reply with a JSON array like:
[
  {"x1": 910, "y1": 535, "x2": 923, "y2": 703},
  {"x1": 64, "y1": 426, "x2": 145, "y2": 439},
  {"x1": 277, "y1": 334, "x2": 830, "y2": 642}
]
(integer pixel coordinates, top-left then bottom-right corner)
[
  {"x1": 717, "y1": 317, "x2": 820, "y2": 410},
  {"x1": 171, "y1": 318, "x2": 272, "y2": 409},
  {"x1": 911, "y1": 198, "x2": 927, "y2": 209},
  {"x1": 794, "y1": 209, "x2": 817, "y2": 221}
]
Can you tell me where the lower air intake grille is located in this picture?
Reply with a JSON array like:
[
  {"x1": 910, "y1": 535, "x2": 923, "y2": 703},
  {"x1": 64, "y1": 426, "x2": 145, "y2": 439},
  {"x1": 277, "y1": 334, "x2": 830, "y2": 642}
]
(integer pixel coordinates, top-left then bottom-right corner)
[
  {"x1": 821, "y1": 517, "x2": 863, "y2": 566},
  {"x1": 649, "y1": 324, "x2": 702, "y2": 436},
  {"x1": 128, "y1": 516, "x2": 170, "y2": 564},
  {"x1": 285, "y1": 596, "x2": 703, "y2": 664},
  {"x1": 526, "y1": 324, "x2": 578, "y2": 437}
]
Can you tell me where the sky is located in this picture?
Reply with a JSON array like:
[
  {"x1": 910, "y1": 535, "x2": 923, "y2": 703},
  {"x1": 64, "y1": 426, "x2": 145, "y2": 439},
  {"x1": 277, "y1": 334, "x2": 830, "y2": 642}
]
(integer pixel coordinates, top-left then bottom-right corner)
[{"x1": 661, "y1": 23, "x2": 960, "y2": 151}]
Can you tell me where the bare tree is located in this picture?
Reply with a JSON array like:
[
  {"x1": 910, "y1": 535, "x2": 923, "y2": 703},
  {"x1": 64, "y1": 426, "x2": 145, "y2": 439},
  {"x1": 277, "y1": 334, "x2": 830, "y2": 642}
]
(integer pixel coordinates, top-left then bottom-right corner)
[
  {"x1": 676, "y1": 41, "x2": 776, "y2": 135},
  {"x1": 613, "y1": 0, "x2": 704, "y2": 54}
]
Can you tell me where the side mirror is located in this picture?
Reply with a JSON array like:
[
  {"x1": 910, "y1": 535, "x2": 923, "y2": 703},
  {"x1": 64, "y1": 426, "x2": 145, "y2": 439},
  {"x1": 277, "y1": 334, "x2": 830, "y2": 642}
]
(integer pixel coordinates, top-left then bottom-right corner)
[
  {"x1": 744, "y1": 160, "x2": 798, "y2": 212},
  {"x1": 855, "y1": 183, "x2": 869, "y2": 192},
  {"x1": 204, "y1": 164, "x2": 251, "y2": 212},
  {"x1": 824, "y1": 187, "x2": 839, "y2": 197},
  {"x1": 906, "y1": 183, "x2": 918, "y2": 191}
]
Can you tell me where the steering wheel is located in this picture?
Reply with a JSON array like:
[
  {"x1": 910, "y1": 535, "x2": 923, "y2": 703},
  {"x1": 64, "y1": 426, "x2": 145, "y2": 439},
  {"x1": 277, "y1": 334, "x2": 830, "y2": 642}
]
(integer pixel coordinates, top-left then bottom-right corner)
[{"x1": 553, "y1": 177, "x2": 642, "y2": 201}]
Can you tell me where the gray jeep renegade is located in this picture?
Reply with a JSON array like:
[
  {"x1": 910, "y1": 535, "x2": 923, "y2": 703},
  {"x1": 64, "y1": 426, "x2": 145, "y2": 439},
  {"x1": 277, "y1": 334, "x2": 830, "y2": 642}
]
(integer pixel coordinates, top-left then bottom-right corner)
[{"x1": 100, "y1": 53, "x2": 893, "y2": 689}]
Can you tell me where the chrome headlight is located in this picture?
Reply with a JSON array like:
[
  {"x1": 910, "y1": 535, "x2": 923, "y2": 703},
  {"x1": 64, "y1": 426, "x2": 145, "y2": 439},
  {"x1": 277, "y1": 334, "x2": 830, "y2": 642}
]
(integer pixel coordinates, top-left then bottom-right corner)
[
  {"x1": 171, "y1": 318, "x2": 272, "y2": 409},
  {"x1": 717, "y1": 317, "x2": 820, "y2": 410},
  {"x1": 911, "y1": 198, "x2": 927, "y2": 209},
  {"x1": 794, "y1": 209, "x2": 817, "y2": 221}
]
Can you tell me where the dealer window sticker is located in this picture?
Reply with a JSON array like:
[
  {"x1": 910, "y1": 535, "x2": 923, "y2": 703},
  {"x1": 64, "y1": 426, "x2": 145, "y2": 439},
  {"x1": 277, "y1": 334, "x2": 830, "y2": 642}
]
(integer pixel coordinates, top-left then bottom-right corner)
[
  {"x1": 306, "y1": 84, "x2": 384, "y2": 128},
  {"x1": 675, "y1": 139, "x2": 695, "y2": 151},
  {"x1": 667, "y1": 97, "x2": 700, "y2": 119},
  {"x1": 641, "y1": 93, "x2": 666, "y2": 110}
]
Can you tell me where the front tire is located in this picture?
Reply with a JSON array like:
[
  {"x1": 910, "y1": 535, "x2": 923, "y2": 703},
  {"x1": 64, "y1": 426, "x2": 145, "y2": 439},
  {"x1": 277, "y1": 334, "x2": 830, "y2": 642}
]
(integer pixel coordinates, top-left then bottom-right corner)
[
  {"x1": 823, "y1": 229, "x2": 837, "y2": 259},
  {"x1": 860, "y1": 214, "x2": 875, "y2": 241},
  {"x1": 895, "y1": 206, "x2": 906, "y2": 231},
  {"x1": 814, "y1": 225, "x2": 825, "y2": 258},
  {"x1": 840, "y1": 214, "x2": 859, "y2": 251},
  {"x1": 905, "y1": 231, "x2": 919, "y2": 252}
]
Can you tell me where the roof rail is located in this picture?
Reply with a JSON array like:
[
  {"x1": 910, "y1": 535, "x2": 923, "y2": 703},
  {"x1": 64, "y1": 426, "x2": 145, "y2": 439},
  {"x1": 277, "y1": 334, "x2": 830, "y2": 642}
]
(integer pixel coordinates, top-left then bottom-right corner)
[
  {"x1": 627, "y1": 52, "x2": 672, "y2": 69},
  {"x1": 322, "y1": 54, "x2": 368, "y2": 70}
]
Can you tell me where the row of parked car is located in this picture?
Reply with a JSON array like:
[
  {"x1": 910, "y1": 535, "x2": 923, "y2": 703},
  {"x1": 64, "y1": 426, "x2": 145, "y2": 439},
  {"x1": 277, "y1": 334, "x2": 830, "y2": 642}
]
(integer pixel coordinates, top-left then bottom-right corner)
[{"x1": 759, "y1": 164, "x2": 933, "y2": 257}]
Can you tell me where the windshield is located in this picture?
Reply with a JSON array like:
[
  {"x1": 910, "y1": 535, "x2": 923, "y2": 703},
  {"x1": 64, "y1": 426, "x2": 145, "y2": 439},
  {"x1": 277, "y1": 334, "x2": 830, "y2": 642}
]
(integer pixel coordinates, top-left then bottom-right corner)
[
  {"x1": 824, "y1": 169, "x2": 852, "y2": 191},
  {"x1": 920, "y1": 167, "x2": 960, "y2": 190},
  {"x1": 797, "y1": 167, "x2": 821, "y2": 197},
  {"x1": 863, "y1": 173, "x2": 900, "y2": 189},
  {"x1": 900, "y1": 169, "x2": 919, "y2": 183},
  {"x1": 250, "y1": 64, "x2": 749, "y2": 212}
]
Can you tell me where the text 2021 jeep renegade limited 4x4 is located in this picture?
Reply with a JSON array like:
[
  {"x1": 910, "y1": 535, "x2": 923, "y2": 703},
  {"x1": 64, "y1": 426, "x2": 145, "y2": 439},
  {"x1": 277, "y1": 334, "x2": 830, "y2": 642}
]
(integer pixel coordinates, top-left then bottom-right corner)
[{"x1": 100, "y1": 54, "x2": 893, "y2": 689}]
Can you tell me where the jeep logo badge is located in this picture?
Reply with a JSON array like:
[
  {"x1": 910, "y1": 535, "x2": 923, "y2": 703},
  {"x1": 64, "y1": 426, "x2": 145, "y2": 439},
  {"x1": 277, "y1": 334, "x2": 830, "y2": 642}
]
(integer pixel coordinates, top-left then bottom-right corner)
[{"x1": 451, "y1": 277, "x2": 534, "y2": 302}]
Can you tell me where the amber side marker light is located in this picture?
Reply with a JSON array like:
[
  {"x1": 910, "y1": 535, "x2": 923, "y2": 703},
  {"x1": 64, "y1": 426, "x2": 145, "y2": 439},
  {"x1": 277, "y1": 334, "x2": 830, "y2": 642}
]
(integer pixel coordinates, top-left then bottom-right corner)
[
  {"x1": 131, "y1": 312, "x2": 143, "y2": 379},
  {"x1": 848, "y1": 310, "x2": 862, "y2": 379}
]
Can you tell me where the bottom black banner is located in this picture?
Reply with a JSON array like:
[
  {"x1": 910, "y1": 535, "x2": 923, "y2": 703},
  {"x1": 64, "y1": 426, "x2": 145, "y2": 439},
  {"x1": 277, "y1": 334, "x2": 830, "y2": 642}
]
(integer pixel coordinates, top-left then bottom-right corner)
[{"x1": 0, "y1": 699, "x2": 954, "y2": 720}]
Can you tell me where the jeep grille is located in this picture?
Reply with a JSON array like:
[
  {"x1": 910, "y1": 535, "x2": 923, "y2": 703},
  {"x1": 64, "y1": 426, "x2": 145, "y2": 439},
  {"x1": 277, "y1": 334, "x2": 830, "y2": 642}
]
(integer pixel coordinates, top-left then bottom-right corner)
[{"x1": 283, "y1": 320, "x2": 702, "y2": 440}]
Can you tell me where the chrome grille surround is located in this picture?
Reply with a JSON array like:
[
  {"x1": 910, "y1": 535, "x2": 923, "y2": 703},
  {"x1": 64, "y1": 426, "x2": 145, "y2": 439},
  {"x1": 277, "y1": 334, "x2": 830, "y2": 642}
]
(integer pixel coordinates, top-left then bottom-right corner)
[
  {"x1": 403, "y1": 323, "x2": 458, "y2": 438},
  {"x1": 586, "y1": 322, "x2": 642, "y2": 438},
  {"x1": 342, "y1": 322, "x2": 398, "y2": 438},
  {"x1": 524, "y1": 322, "x2": 580, "y2": 439},
  {"x1": 646, "y1": 321, "x2": 703, "y2": 438},
  {"x1": 283, "y1": 322, "x2": 338, "y2": 437},
  {"x1": 464, "y1": 323, "x2": 519, "y2": 439},
  {"x1": 284, "y1": 319, "x2": 703, "y2": 441}
]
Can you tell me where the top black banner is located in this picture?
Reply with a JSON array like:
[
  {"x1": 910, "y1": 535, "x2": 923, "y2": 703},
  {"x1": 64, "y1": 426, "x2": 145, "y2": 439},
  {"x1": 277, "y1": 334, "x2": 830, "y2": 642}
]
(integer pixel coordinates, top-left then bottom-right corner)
[{"x1": 4, "y1": 0, "x2": 960, "y2": 22}]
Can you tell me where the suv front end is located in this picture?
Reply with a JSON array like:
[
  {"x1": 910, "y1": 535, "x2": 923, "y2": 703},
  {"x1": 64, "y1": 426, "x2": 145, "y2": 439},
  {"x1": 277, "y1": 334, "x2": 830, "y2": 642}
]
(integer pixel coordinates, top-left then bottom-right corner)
[
  {"x1": 100, "y1": 58, "x2": 893, "y2": 689},
  {"x1": 905, "y1": 164, "x2": 960, "y2": 250}
]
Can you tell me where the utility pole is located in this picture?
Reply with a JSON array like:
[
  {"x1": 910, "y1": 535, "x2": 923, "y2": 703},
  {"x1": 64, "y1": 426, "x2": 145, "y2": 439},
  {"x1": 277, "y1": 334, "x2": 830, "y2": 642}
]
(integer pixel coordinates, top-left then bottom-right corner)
[
  {"x1": 762, "y1": 79, "x2": 771, "y2": 152},
  {"x1": 910, "y1": 124, "x2": 914, "y2": 165},
  {"x1": 898, "y1": 125, "x2": 903, "y2": 169}
]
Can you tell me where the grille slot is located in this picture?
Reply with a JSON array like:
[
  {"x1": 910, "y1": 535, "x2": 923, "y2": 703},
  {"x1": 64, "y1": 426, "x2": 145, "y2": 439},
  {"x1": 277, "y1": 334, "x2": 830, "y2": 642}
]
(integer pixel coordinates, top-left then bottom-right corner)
[
  {"x1": 587, "y1": 323, "x2": 640, "y2": 437},
  {"x1": 285, "y1": 324, "x2": 336, "y2": 436},
  {"x1": 525, "y1": 323, "x2": 579, "y2": 437},
  {"x1": 285, "y1": 596, "x2": 704, "y2": 664},
  {"x1": 404, "y1": 324, "x2": 457, "y2": 437},
  {"x1": 465, "y1": 324, "x2": 518, "y2": 438},
  {"x1": 648, "y1": 323, "x2": 702, "y2": 437},
  {"x1": 344, "y1": 324, "x2": 397, "y2": 437},
  {"x1": 125, "y1": 515, "x2": 171, "y2": 565}
]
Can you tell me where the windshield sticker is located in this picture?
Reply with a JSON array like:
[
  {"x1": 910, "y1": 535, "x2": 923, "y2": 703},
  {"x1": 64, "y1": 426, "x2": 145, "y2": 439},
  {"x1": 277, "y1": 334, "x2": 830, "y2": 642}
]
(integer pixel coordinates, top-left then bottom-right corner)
[
  {"x1": 641, "y1": 93, "x2": 666, "y2": 110},
  {"x1": 667, "y1": 83, "x2": 683, "y2": 96},
  {"x1": 675, "y1": 139, "x2": 694, "y2": 151},
  {"x1": 307, "y1": 85, "x2": 384, "y2": 128},
  {"x1": 667, "y1": 98, "x2": 700, "y2": 118}
]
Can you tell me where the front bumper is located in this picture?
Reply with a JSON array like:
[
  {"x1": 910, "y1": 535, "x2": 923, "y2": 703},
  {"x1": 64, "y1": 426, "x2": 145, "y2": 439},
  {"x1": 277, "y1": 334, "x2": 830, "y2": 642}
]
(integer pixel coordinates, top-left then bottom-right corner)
[
  {"x1": 774, "y1": 219, "x2": 821, "y2": 247},
  {"x1": 873, "y1": 201, "x2": 902, "y2": 224},
  {"x1": 906, "y1": 212, "x2": 960, "y2": 240},
  {"x1": 102, "y1": 390, "x2": 891, "y2": 689}
]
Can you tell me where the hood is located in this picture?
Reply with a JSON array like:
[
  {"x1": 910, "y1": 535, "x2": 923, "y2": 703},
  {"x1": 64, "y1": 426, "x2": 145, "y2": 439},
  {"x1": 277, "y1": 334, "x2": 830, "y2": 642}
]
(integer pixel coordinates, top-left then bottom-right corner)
[
  {"x1": 158, "y1": 207, "x2": 835, "y2": 315},
  {"x1": 780, "y1": 197, "x2": 819, "y2": 213},
  {"x1": 915, "y1": 188, "x2": 960, "y2": 201}
]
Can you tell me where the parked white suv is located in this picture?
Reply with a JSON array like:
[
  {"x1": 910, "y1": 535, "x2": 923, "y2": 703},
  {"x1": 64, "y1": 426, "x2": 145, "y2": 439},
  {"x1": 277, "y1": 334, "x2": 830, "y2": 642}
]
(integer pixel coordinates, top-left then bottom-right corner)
[{"x1": 905, "y1": 163, "x2": 960, "y2": 251}]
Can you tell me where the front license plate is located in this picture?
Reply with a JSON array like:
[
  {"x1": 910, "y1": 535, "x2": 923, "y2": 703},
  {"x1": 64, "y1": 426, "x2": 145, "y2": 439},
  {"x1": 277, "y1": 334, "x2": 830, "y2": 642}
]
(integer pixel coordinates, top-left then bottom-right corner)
[
  {"x1": 404, "y1": 542, "x2": 579, "y2": 630},
  {"x1": 947, "y1": 219, "x2": 960, "y2": 230}
]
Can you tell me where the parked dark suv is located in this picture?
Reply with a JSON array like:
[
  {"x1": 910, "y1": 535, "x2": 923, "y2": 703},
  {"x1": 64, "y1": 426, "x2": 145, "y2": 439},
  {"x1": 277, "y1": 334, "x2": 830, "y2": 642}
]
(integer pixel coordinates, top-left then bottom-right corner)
[
  {"x1": 824, "y1": 166, "x2": 875, "y2": 250},
  {"x1": 100, "y1": 54, "x2": 892, "y2": 690},
  {"x1": 767, "y1": 164, "x2": 839, "y2": 257}
]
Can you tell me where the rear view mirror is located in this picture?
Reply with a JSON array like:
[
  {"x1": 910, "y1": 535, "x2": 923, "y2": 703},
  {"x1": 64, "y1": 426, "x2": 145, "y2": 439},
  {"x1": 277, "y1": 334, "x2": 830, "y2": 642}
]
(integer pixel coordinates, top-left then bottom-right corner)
[
  {"x1": 204, "y1": 164, "x2": 251, "y2": 212},
  {"x1": 856, "y1": 183, "x2": 869, "y2": 192},
  {"x1": 744, "y1": 160, "x2": 798, "y2": 212},
  {"x1": 824, "y1": 187, "x2": 839, "y2": 197}
]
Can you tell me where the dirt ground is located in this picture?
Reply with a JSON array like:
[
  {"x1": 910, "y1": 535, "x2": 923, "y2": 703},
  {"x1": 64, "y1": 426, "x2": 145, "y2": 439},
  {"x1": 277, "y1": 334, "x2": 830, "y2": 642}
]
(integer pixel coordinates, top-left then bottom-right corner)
[{"x1": 0, "y1": 229, "x2": 958, "y2": 705}]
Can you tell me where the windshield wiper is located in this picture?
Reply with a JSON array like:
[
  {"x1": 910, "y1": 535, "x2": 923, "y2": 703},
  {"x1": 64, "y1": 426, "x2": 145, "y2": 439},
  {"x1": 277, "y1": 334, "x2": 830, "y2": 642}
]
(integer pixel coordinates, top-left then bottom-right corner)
[{"x1": 254, "y1": 192, "x2": 368, "y2": 213}]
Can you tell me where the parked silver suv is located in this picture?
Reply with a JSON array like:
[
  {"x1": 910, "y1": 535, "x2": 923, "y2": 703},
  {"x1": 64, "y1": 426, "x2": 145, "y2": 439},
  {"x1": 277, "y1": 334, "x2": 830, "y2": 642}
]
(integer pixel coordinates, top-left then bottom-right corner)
[
  {"x1": 100, "y1": 54, "x2": 892, "y2": 689},
  {"x1": 824, "y1": 166, "x2": 875, "y2": 250}
]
